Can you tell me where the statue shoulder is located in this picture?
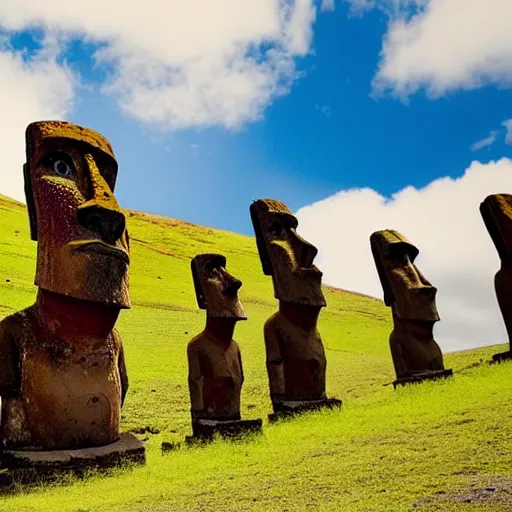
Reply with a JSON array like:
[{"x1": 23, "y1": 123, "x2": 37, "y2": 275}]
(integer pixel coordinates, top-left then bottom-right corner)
[
  {"x1": 264, "y1": 311, "x2": 281, "y2": 332},
  {"x1": 0, "y1": 306, "x2": 35, "y2": 342},
  {"x1": 187, "y1": 331, "x2": 207, "y2": 351}
]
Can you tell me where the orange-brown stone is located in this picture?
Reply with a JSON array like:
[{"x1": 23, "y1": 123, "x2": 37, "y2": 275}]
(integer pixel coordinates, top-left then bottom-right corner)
[{"x1": 0, "y1": 121, "x2": 131, "y2": 451}]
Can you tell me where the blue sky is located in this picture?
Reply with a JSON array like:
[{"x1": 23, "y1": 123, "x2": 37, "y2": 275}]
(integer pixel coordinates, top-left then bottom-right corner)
[
  {"x1": 1, "y1": 0, "x2": 512, "y2": 350},
  {"x1": 3, "y1": 1, "x2": 509, "y2": 236}
]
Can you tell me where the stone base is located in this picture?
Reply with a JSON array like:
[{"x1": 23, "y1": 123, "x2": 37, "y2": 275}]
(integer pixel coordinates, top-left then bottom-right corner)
[
  {"x1": 0, "y1": 433, "x2": 145, "y2": 479},
  {"x1": 491, "y1": 351, "x2": 512, "y2": 364},
  {"x1": 268, "y1": 397, "x2": 343, "y2": 423},
  {"x1": 393, "y1": 369, "x2": 453, "y2": 389},
  {"x1": 185, "y1": 418, "x2": 263, "y2": 444}
]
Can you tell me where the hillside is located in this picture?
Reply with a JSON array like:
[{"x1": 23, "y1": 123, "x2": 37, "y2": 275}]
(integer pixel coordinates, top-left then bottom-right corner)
[{"x1": 0, "y1": 193, "x2": 511, "y2": 511}]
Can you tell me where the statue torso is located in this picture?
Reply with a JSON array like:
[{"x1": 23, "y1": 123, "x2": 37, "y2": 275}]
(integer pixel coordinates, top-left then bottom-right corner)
[
  {"x1": 267, "y1": 311, "x2": 326, "y2": 400},
  {"x1": 0, "y1": 306, "x2": 122, "y2": 450},
  {"x1": 188, "y1": 333, "x2": 243, "y2": 420}
]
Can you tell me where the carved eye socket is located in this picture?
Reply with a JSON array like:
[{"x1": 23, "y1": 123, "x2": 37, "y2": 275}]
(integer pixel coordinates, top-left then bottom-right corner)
[
  {"x1": 268, "y1": 222, "x2": 284, "y2": 237},
  {"x1": 209, "y1": 267, "x2": 220, "y2": 278},
  {"x1": 53, "y1": 159, "x2": 72, "y2": 177},
  {"x1": 42, "y1": 152, "x2": 75, "y2": 178}
]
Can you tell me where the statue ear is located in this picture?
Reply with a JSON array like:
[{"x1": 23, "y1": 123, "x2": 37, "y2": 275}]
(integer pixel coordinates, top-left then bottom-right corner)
[
  {"x1": 23, "y1": 163, "x2": 38, "y2": 241},
  {"x1": 370, "y1": 233, "x2": 394, "y2": 306},
  {"x1": 480, "y1": 197, "x2": 507, "y2": 260},
  {"x1": 250, "y1": 201, "x2": 273, "y2": 276},
  {"x1": 191, "y1": 257, "x2": 206, "y2": 309}
]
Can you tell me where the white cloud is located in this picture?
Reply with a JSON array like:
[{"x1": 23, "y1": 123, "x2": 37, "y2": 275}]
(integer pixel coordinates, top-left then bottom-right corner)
[
  {"x1": 0, "y1": 38, "x2": 74, "y2": 202},
  {"x1": 296, "y1": 158, "x2": 512, "y2": 352},
  {"x1": 345, "y1": 0, "x2": 512, "y2": 98},
  {"x1": 470, "y1": 130, "x2": 498, "y2": 152},
  {"x1": 502, "y1": 119, "x2": 512, "y2": 145},
  {"x1": 321, "y1": 0, "x2": 336, "y2": 12},
  {"x1": 0, "y1": 0, "x2": 318, "y2": 131}
]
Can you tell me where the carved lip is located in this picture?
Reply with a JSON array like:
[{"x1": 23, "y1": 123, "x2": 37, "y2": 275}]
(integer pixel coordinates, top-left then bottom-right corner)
[
  {"x1": 70, "y1": 240, "x2": 130, "y2": 264},
  {"x1": 295, "y1": 266, "x2": 323, "y2": 277}
]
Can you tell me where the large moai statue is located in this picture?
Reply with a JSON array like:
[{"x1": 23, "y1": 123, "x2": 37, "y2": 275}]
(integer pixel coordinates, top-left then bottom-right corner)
[
  {"x1": 370, "y1": 229, "x2": 452, "y2": 388},
  {"x1": 250, "y1": 199, "x2": 341, "y2": 420},
  {"x1": 186, "y1": 254, "x2": 262, "y2": 442},
  {"x1": 0, "y1": 121, "x2": 144, "y2": 470},
  {"x1": 480, "y1": 194, "x2": 512, "y2": 363}
]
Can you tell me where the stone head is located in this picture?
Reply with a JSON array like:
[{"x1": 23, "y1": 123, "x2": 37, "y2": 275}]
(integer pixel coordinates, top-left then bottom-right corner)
[
  {"x1": 250, "y1": 199, "x2": 326, "y2": 307},
  {"x1": 24, "y1": 120, "x2": 130, "y2": 308},
  {"x1": 191, "y1": 253, "x2": 247, "y2": 320},
  {"x1": 480, "y1": 194, "x2": 512, "y2": 261},
  {"x1": 370, "y1": 229, "x2": 439, "y2": 322}
]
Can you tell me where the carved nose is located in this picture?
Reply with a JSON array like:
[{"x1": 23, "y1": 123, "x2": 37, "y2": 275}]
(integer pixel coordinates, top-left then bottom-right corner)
[
  {"x1": 77, "y1": 204, "x2": 126, "y2": 245},
  {"x1": 226, "y1": 276, "x2": 242, "y2": 296},
  {"x1": 291, "y1": 229, "x2": 318, "y2": 268}
]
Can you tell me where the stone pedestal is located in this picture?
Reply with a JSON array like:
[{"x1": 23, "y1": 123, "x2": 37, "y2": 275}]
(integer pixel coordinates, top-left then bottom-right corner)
[
  {"x1": 393, "y1": 369, "x2": 453, "y2": 389},
  {"x1": 491, "y1": 350, "x2": 512, "y2": 364},
  {"x1": 0, "y1": 433, "x2": 145, "y2": 480},
  {"x1": 268, "y1": 397, "x2": 342, "y2": 423},
  {"x1": 185, "y1": 418, "x2": 263, "y2": 444}
]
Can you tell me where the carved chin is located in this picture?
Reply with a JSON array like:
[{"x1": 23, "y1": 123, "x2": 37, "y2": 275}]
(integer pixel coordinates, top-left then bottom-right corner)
[
  {"x1": 273, "y1": 275, "x2": 326, "y2": 306},
  {"x1": 35, "y1": 246, "x2": 130, "y2": 307},
  {"x1": 393, "y1": 300, "x2": 439, "y2": 322},
  {"x1": 207, "y1": 302, "x2": 247, "y2": 319}
]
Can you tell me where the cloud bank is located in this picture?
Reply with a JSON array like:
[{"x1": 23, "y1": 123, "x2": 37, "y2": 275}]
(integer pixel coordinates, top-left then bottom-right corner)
[
  {"x1": 0, "y1": 0, "x2": 317, "y2": 131},
  {"x1": 345, "y1": 0, "x2": 512, "y2": 98},
  {"x1": 0, "y1": 39, "x2": 73, "y2": 201},
  {"x1": 296, "y1": 158, "x2": 512, "y2": 352},
  {"x1": 0, "y1": 1, "x2": 321, "y2": 201}
]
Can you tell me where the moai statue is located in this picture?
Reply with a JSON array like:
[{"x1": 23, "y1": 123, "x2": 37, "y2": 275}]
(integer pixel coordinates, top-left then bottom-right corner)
[
  {"x1": 250, "y1": 199, "x2": 342, "y2": 421},
  {"x1": 370, "y1": 229, "x2": 452, "y2": 388},
  {"x1": 186, "y1": 254, "x2": 262, "y2": 442},
  {"x1": 480, "y1": 194, "x2": 512, "y2": 363},
  {"x1": 0, "y1": 121, "x2": 144, "y2": 469}
]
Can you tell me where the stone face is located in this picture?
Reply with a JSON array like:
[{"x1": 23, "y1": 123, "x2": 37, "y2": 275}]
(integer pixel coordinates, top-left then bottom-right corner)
[
  {"x1": 187, "y1": 254, "x2": 261, "y2": 435},
  {"x1": 250, "y1": 199, "x2": 325, "y2": 306},
  {"x1": 480, "y1": 194, "x2": 512, "y2": 361},
  {"x1": 370, "y1": 230, "x2": 451, "y2": 384},
  {"x1": 0, "y1": 433, "x2": 145, "y2": 472},
  {"x1": 0, "y1": 121, "x2": 134, "y2": 452},
  {"x1": 250, "y1": 199, "x2": 340, "y2": 413}
]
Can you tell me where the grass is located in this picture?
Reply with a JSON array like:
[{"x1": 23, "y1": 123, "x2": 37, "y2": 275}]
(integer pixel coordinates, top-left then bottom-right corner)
[{"x1": 0, "y1": 193, "x2": 511, "y2": 511}]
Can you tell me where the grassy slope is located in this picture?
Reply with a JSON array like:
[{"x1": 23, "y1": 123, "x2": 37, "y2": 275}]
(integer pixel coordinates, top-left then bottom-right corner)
[{"x1": 0, "y1": 193, "x2": 510, "y2": 511}]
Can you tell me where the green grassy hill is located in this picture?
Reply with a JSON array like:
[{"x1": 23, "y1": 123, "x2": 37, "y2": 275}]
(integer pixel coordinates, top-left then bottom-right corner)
[{"x1": 0, "y1": 193, "x2": 511, "y2": 512}]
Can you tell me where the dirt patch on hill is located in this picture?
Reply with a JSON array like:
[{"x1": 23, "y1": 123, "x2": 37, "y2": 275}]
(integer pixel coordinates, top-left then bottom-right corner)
[
  {"x1": 414, "y1": 476, "x2": 512, "y2": 508},
  {"x1": 326, "y1": 286, "x2": 382, "y2": 302}
]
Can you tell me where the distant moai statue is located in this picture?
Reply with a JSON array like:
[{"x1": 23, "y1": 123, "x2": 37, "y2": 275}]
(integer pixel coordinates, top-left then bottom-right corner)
[
  {"x1": 370, "y1": 229, "x2": 452, "y2": 388},
  {"x1": 250, "y1": 199, "x2": 341, "y2": 420},
  {"x1": 0, "y1": 121, "x2": 144, "y2": 469},
  {"x1": 480, "y1": 194, "x2": 512, "y2": 363},
  {"x1": 186, "y1": 254, "x2": 262, "y2": 442}
]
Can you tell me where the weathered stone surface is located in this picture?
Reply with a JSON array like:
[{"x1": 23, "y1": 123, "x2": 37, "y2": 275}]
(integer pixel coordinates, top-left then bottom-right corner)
[
  {"x1": 0, "y1": 121, "x2": 132, "y2": 451},
  {"x1": 250, "y1": 199, "x2": 341, "y2": 412},
  {"x1": 491, "y1": 351, "x2": 512, "y2": 364},
  {"x1": 187, "y1": 254, "x2": 262, "y2": 434},
  {"x1": 480, "y1": 194, "x2": 512, "y2": 363},
  {"x1": 268, "y1": 397, "x2": 343, "y2": 422},
  {"x1": 0, "y1": 433, "x2": 145, "y2": 471},
  {"x1": 370, "y1": 229, "x2": 452, "y2": 384},
  {"x1": 393, "y1": 369, "x2": 453, "y2": 389},
  {"x1": 186, "y1": 418, "x2": 263, "y2": 443}
]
